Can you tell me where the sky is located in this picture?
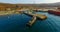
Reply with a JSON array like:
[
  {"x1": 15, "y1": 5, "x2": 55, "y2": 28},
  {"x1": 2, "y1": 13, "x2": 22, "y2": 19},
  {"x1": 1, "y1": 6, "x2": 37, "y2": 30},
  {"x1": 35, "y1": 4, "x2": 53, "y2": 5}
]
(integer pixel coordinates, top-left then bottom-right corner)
[{"x1": 0, "y1": 0, "x2": 60, "y2": 4}]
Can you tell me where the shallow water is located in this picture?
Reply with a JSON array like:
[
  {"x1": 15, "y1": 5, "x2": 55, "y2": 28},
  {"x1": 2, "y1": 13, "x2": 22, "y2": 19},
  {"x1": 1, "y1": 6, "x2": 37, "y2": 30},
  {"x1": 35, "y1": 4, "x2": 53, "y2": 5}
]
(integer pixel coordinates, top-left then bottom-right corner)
[{"x1": 0, "y1": 12, "x2": 60, "y2": 32}]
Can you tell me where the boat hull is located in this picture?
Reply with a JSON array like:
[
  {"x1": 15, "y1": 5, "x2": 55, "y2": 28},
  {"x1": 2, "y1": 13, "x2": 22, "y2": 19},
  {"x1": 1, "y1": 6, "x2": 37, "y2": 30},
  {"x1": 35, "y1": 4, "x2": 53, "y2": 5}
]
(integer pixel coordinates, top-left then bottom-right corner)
[{"x1": 48, "y1": 10, "x2": 60, "y2": 16}]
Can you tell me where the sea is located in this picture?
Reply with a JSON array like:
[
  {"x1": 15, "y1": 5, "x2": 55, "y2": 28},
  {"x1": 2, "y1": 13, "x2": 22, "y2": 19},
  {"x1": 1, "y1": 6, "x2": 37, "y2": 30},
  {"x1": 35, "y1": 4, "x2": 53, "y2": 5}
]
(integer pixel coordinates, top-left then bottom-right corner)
[{"x1": 0, "y1": 12, "x2": 60, "y2": 32}]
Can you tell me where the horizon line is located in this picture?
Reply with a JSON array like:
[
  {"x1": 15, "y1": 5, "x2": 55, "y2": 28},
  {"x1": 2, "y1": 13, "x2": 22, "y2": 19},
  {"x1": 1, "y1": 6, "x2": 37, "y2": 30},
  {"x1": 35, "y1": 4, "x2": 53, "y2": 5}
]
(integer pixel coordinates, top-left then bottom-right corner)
[{"x1": 0, "y1": 2, "x2": 59, "y2": 4}]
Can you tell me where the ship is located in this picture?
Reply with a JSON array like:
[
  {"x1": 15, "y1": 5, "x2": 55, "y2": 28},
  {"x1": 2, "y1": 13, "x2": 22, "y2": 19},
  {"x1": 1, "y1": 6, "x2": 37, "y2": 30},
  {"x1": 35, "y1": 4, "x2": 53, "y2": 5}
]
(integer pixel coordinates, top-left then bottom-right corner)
[{"x1": 48, "y1": 8, "x2": 60, "y2": 16}]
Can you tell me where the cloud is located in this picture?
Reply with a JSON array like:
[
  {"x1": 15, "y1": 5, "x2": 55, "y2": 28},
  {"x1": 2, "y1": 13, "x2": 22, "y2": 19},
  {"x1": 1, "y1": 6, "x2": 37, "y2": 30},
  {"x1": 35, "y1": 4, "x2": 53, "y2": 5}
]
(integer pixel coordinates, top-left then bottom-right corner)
[
  {"x1": 0, "y1": 0, "x2": 60, "y2": 4},
  {"x1": 41, "y1": 0, "x2": 60, "y2": 3}
]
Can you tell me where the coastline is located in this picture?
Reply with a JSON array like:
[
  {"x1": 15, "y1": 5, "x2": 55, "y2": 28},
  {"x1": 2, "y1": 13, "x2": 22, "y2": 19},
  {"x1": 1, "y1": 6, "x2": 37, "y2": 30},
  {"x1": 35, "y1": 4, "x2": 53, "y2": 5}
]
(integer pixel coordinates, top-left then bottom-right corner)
[{"x1": 0, "y1": 11, "x2": 20, "y2": 16}]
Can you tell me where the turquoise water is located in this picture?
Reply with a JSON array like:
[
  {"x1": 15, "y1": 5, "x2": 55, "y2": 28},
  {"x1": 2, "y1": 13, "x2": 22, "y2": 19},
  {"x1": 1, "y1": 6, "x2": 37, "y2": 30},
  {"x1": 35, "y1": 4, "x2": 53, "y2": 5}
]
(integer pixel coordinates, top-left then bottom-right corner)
[{"x1": 0, "y1": 12, "x2": 60, "y2": 32}]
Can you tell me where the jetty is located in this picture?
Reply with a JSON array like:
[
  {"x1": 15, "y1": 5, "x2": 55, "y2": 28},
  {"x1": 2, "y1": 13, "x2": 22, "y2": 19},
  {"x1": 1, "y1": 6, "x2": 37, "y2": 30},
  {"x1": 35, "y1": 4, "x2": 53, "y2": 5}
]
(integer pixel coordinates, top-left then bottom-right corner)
[
  {"x1": 26, "y1": 16, "x2": 37, "y2": 27},
  {"x1": 23, "y1": 12, "x2": 47, "y2": 20},
  {"x1": 23, "y1": 11, "x2": 47, "y2": 27}
]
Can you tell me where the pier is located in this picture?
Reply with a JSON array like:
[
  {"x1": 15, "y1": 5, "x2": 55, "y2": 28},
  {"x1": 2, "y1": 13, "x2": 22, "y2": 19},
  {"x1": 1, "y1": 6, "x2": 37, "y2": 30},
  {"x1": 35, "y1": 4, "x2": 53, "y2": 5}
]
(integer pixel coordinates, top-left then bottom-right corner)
[
  {"x1": 23, "y1": 12, "x2": 47, "y2": 27},
  {"x1": 26, "y1": 16, "x2": 37, "y2": 27},
  {"x1": 22, "y1": 12, "x2": 47, "y2": 27},
  {"x1": 23, "y1": 12, "x2": 47, "y2": 20}
]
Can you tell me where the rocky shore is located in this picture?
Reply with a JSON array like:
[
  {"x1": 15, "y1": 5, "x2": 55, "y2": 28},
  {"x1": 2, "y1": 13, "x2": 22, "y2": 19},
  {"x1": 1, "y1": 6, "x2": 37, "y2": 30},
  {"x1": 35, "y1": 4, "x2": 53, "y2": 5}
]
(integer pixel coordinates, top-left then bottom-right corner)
[{"x1": 0, "y1": 11, "x2": 20, "y2": 15}]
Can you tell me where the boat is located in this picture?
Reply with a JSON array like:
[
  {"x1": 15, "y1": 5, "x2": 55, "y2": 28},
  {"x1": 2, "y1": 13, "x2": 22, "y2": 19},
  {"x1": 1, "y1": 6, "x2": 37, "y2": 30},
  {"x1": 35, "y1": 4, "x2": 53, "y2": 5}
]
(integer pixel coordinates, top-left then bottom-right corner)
[
  {"x1": 54, "y1": 11, "x2": 60, "y2": 16},
  {"x1": 48, "y1": 10, "x2": 60, "y2": 16}
]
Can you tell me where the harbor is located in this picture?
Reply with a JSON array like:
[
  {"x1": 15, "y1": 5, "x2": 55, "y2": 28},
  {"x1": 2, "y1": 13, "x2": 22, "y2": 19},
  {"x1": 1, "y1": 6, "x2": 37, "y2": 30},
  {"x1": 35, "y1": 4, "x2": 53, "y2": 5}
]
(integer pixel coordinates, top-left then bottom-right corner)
[
  {"x1": 0, "y1": 0, "x2": 60, "y2": 32},
  {"x1": 0, "y1": 12, "x2": 60, "y2": 32},
  {"x1": 0, "y1": 8, "x2": 60, "y2": 32}
]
